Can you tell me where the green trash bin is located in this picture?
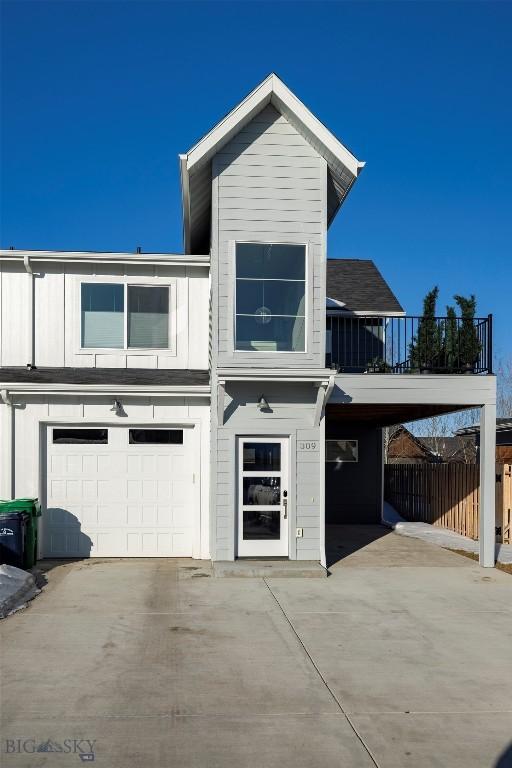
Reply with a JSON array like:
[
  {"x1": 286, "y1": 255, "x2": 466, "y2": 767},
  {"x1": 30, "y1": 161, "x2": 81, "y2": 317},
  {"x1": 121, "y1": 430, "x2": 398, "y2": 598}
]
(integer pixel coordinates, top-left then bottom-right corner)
[{"x1": 0, "y1": 498, "x2": 41, "y2": 569}]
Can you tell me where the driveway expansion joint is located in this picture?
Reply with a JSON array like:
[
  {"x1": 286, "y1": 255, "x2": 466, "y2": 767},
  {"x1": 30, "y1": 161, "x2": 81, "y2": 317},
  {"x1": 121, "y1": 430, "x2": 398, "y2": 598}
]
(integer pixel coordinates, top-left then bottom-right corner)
[{"x1": 263, "y1": 578, "x2": 381, "y2": 768}]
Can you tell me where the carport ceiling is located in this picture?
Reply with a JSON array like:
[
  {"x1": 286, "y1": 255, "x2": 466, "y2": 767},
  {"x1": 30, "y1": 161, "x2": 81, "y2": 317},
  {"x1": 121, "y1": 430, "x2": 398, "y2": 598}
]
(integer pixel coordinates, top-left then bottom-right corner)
[{"x1": 326, "y1": 403, "x2": 469, "y2": 428}]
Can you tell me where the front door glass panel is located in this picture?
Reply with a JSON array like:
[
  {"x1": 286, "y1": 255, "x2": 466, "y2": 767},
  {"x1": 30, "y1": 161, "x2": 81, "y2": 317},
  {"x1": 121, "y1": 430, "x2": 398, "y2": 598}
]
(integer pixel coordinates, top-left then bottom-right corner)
[{"x1": 243, "y1": 442, "x2": 281, "y2": 472}]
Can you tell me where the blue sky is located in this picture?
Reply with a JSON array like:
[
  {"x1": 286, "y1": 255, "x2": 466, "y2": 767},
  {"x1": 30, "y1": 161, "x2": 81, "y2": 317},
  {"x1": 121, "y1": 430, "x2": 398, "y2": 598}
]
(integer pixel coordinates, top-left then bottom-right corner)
[{"x1": 1, "y1": 1, "x2": 510, "y2": 358}]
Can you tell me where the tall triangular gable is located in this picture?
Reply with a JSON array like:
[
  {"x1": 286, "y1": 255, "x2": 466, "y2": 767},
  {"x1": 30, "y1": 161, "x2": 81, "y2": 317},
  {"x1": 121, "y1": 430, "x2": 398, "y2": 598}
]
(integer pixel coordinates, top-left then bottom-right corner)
[{"x1": 180, "y1": 73, "x2": 364, "y2": 253}]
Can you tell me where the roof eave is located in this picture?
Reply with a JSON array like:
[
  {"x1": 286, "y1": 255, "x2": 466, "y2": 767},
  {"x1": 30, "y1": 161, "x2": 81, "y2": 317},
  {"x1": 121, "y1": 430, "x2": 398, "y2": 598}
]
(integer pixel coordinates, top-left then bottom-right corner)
[
  {"x1": 179, "y1": 154, "x2": 192, "y2": 254},
  {"x1": 180, "y1": 74, "x2": 364, "y2": 251}
]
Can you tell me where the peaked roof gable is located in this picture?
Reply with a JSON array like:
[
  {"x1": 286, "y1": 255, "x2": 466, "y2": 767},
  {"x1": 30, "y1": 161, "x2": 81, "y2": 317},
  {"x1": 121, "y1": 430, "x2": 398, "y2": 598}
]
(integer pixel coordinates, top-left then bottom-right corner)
[{"x1": 180, "y1": 73, "x2": 364, "y2": 253}]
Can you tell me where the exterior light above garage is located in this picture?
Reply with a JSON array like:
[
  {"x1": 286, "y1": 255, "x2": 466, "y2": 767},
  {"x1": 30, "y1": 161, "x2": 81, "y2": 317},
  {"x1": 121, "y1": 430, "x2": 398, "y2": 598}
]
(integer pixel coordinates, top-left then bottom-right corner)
[
  {"x1": 257, "y1": 395, "x2": 270, "y2": 411},
  {"x1": 110, "y1": 399, "x2": 124, "y2": 416}
]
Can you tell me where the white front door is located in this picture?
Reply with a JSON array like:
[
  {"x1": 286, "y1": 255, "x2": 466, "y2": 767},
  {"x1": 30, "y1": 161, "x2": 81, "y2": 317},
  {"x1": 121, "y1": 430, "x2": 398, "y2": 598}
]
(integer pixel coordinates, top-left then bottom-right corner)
[{"x1": 237, "y1": 437, "x2": 289, "y2": 557}]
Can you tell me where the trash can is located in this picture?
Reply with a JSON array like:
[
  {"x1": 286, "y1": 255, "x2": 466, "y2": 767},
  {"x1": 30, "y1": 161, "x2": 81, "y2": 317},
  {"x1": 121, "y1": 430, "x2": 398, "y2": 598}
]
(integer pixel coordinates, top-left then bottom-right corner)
[
  {"x1": 0, "y1": 511, "x2": 29, "y2": 568},
  {"x1": 0, "y1": 499, "x2": 41, "y2": 569}
]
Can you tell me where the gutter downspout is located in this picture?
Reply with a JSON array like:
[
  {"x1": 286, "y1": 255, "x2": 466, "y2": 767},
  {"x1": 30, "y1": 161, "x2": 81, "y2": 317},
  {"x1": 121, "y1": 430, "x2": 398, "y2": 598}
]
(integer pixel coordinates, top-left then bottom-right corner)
[
  {"x1": 1, "y1": 389, "x2": 15, "y2": 499},
  {"x1": 23, "y1": 255, "x2": 36, "y2": 369},
  {"x1": 319, "y1": 374, "x2": 335, "y2": 570}
]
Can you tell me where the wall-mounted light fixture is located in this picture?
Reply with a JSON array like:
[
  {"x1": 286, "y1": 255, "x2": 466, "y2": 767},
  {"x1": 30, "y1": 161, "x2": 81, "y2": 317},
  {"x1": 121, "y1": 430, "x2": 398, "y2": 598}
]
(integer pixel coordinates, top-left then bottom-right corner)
[
  {"x1": 110, "y1": 399, "x2": 124, "y2": 416},
  {"x1": 257, "y1": 395, "x2": 270, "y2": 411}
]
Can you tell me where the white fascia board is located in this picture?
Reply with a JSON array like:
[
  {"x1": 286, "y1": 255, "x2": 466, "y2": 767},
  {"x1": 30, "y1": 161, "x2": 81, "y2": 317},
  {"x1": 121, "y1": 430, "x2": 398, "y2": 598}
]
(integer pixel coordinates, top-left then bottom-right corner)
[
  {"x1": 332, "y1": 373, "x2": 496, "y2": 406},
  {"x1": 217, "y1": 367, "x2": 333, "y2": 383},
  {"x1": 179, "y1": 154, "x2": 192, "y2": 255},
  {"x1": 270, "y1": 76, "x2": 363, "y2": 177},
  {"x1": 0, "y1": 250, "x2": 210, "y2": 267},
  {"x1": 184, "y1": 75, "x2": 274, "y2": 170},
  {"x1": 183, "y1": 74, "x2": 363, "y2": 176},
  {"x1": 326, "y1": 309, "x2": 406, "y2": 317},
  {"x1": 0, "y1": 384, "x2": 211, "y2": 397}
]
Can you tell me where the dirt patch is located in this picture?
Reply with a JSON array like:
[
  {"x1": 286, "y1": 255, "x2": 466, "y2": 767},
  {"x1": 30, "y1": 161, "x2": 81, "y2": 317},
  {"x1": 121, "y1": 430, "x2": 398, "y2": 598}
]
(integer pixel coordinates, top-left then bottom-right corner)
[{"x1": 446, "y1": 548, "x2": 512, "y2": 575}]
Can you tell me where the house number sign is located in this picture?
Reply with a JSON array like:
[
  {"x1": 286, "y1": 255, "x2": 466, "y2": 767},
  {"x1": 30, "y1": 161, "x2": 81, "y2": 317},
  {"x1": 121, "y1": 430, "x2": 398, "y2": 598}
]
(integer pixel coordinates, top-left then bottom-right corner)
[{"x1": 298, "y1": 441, "x2": 317, "y2": 451}]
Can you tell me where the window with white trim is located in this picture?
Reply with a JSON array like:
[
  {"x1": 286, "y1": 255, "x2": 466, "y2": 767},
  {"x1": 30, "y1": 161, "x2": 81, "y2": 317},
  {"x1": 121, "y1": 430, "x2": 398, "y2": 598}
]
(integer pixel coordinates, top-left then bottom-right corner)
[
  {"x1": 326, "y1": 440, "x2": 358, "y2": 463},
  {"x1": 81, "y1": 283, "x2": 170, "y2": 349},
  {"x1": 235, "y1": 243, "x2": 306, "y2": 352}
]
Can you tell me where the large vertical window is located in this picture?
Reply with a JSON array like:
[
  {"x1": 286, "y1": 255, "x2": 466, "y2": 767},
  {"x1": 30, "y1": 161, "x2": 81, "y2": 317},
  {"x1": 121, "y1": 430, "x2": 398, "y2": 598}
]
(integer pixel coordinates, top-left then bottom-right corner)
[
  {"x1": 235, "y1": 243, "x2": 306, "y2": 352},
  {"x1": 81, "y1": 283, "x2": 170, "y2": 349}
]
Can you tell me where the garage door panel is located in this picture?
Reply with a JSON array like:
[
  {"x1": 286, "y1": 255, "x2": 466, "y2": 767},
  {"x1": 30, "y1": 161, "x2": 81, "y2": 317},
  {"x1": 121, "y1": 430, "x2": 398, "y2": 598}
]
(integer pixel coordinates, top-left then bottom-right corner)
[
  {"x1": 142, "y1": 479, "x2": 158, "y2": 498},
  {"x1": 82, "y1": 480, "x2": 97, "y2": 498},
  {"x1": 81, "y1": 505, "x2": 98, "y2": 525},
  {"x1": 97, "y1": 479, "x2": 126, "y2": 499},
  {"x1": 172, "y1": 455, "x2": 185, "y2": 474},
  {"x1": 141, "y1": 505, "x2": 157, "y2": 525},
  {"x1": 172, "y1": 480, "x2": 187, "y2": 504},
  {"x1": 82, "y1": 455, "x2": 98, "y2": 474},
  {"x1": 44, "y1": 425, "x2": 197, "y2": 558},
  {"x1": 172, "y1": 506, "x2": 190, "y2": 527},
  {"x1": 157, "y1": 455, "x2": 172, "y2": 474},
  {"x1": 50, "y1": 455, "x2": 66, "y2": 474}
]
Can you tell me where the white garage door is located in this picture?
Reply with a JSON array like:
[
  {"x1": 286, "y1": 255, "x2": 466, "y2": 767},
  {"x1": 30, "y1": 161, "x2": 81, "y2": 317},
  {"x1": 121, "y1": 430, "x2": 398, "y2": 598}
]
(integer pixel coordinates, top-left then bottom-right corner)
[{"x1": 44, "y1": 425, "x2": 196, "y2": 557}]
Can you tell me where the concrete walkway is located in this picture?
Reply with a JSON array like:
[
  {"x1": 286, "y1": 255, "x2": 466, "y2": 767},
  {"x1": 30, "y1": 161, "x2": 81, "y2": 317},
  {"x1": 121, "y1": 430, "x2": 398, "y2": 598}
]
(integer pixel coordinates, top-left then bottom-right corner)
[
  {"x1": 1, "y1": 528, "x2": 512, "y2": 767},
  {"x1": 382, "y1": 502, "x2": 512, "y2": 564}
]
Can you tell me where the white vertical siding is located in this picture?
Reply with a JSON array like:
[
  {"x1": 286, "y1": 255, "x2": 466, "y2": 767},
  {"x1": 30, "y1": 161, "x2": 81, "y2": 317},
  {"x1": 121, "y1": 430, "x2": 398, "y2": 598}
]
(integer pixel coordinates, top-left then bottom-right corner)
[
  {"x1": 0, "y1": 394, "x2": 210, "y2": 558},
  {"x1": 0, "y1": 261, "x2": 209, "y2": 370},
  {"x1": 0, "y1": 262, "x2": 30, "y2": 366}
]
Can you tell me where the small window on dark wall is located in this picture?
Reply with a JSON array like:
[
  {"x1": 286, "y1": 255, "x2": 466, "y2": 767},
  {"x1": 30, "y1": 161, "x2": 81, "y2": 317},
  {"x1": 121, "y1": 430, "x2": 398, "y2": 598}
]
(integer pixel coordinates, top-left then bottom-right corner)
[
  {"x1": 326, "y1": 440, "x2": 358, "y2": 463},
  {"x1": 129, "y1": 429, "x2": 183, "y2": 445},
  {"x1": 53, "y1": 428, "x2": 108, "y2": 444}
]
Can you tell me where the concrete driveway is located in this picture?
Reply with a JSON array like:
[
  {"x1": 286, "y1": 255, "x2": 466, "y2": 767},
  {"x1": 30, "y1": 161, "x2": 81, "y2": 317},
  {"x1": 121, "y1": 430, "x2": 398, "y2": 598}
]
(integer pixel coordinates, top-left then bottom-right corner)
[{"x1": 1, "y1": 526, "x2": 512, "y2": 767}]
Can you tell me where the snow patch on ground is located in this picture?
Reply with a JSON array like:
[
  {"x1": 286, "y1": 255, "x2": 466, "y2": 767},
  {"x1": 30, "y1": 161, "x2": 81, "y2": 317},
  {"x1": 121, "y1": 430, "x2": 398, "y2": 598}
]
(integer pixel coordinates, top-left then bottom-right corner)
[
  {"x1": 0, "y1": 565, "x2": 41, "y2": 618},
  {"x1": 383, "y1": 502, "x2": 512, "y2": 565}
]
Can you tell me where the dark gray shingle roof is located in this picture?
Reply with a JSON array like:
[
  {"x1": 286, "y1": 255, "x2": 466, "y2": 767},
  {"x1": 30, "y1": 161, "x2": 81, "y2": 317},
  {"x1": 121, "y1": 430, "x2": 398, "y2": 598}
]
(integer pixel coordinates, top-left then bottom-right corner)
[
  {"x1": 327, "y1": 259, "x2": 404, "y2": 313},
  {"x1": 0, "y1": 367, "x2": 209, "y2": 386}
]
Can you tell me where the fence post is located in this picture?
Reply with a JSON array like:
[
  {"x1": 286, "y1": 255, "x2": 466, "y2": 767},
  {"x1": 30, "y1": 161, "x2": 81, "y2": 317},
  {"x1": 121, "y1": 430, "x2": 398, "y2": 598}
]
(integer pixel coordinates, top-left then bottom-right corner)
[{"x1": 479, "y1": 402, "x2": 496, "y2": 567}]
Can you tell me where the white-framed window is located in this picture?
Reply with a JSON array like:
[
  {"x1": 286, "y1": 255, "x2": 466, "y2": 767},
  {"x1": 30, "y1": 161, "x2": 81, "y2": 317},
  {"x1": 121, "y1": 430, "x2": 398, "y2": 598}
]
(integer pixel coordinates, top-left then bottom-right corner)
[
  {"x1": 326, "y1": 440, "x2": 358, "y2": 463},
  {"x1": 234, "y1": 242, "x2": 306, "y2": 352},
  {"x1": 80, "y1": 282, "x2": 171, "y2": 350}
]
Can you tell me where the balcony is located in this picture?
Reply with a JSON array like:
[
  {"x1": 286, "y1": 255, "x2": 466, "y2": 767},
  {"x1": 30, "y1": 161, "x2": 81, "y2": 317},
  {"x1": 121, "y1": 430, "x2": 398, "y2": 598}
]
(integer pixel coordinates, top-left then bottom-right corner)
[{"x1": 326, "y1": 314, "x2": 493, "y2": 374}]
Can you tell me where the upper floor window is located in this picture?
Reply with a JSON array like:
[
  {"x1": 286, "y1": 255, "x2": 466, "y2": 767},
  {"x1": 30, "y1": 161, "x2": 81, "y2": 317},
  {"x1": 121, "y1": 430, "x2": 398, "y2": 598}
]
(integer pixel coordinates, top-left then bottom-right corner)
[
  {"x1": 81, "y1": 283, "x2": 169, "y2": 349},
  {"x1": 235, "y1": 243, "x2": 306, "y2": 352}
]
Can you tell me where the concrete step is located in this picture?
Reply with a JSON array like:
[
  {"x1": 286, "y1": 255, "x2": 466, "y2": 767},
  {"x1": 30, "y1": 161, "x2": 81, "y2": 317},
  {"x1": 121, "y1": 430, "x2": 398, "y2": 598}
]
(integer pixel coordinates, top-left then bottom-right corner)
[{"x1": 212, "y1": 559, "x2": 327, "y2": 578}]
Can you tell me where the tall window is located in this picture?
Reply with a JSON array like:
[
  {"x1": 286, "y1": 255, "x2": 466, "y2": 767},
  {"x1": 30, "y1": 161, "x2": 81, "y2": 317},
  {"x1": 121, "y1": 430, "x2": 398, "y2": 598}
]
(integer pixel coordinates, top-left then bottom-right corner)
[
  {"x1": 81, "y1": 283, "x2": 169, "y2": 349},
  {"x1": 235, "y1": 243, "x2": 306, "y2": 352}
]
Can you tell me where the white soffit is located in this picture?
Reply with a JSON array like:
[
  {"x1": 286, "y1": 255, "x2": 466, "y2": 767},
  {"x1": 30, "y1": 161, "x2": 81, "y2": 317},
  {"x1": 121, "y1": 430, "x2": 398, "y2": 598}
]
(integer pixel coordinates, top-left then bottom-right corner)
[{"x1": 180, "y1": 73, "x2": 365, "y2": 253}]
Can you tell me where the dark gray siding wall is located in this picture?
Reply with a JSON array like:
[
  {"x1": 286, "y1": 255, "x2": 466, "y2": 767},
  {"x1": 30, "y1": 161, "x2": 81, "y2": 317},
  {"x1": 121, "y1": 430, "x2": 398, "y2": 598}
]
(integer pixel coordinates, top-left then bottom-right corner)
[
  {"x1": 325, "y1": 423, "x2": 383, "y2": 524},
  {"x1": 212, "y1": 382, "x2": 321, "y2": 561},
  {"x1": 211, "y1": 104, "x2": 327, "y2": 369}
]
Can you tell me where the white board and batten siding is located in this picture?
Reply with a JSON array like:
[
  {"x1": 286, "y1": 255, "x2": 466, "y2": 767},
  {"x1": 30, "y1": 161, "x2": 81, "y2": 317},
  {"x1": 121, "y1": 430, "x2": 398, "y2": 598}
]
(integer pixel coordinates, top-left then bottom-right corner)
[
  {"x1": 0, "y1": 261, "x2": 209, "y2": 370},
  {"x1": 0, "y1": 395, "x2": 211, "y2": 559},
  {"x1": 211, "y1": 105, "x2": 327, "y2": 370}
]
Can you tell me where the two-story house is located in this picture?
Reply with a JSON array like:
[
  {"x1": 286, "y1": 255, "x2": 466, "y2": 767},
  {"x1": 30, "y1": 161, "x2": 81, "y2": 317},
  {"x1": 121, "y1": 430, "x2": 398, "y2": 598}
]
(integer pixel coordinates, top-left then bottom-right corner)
[{"x1": 0, "y1": 74, "x2": 497, "y2": 567}]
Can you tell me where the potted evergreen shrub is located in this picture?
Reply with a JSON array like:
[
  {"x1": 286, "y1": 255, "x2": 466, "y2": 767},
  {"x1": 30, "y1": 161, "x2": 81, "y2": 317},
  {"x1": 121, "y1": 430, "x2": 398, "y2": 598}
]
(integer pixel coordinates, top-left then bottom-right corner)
[
  {"x1": 410, "y1": 287, "x2": 442, "y2": 373},
  {"x1": 454, "y1": 294, "x2": 482, "y2": 373},
  {"x1": 442, "y1": 305, "x2": 459, "y2": 372}
]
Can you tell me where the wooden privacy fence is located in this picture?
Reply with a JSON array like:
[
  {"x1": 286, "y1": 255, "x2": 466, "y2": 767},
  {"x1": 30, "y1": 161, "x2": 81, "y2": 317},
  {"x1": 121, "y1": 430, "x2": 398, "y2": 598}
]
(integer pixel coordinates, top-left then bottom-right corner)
[
  {"x1": 497, "y1": 463, "x2": 512, "y2": 544},
  {"x1": 385, "y1": 464, "x2": 479, "y2": 539},
  {"x1": 385, "y1": 463, "x2": 512, "y2": 543}
]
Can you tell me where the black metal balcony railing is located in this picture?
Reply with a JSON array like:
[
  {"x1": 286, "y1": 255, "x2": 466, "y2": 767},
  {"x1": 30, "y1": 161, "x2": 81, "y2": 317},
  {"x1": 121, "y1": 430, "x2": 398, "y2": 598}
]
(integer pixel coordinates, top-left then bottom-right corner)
[{"x1": 326, "y1": 314, "x2": 492, "y2": 374}]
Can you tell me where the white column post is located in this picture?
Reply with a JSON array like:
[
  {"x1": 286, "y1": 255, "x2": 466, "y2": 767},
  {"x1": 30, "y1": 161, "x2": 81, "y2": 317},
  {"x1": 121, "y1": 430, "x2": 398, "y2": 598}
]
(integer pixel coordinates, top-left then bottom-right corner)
[{"x1": 479, "y1": 402, "x2": 496, "y2": 567}]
